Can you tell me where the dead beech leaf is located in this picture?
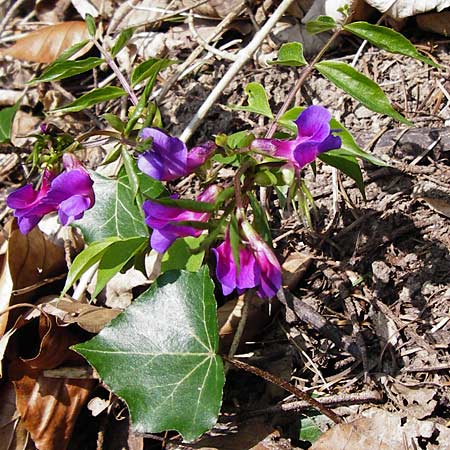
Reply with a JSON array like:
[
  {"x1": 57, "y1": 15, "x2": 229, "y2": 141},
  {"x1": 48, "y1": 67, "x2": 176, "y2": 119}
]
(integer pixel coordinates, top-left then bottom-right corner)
[
  {"x1": 14, "y1": 374, "x2": 95, "y2": 450},
  {"x1": 0, "y1": 220, "x2": 66, "y2": 339},
  {"x1": 311, "y1": 408, "x2": 450, "y2": 450},
  {"x1": 417, "y1": 11, "x2": 450, "y2": 36},
  {"x1": 41, "y1": 297, "x2": 121, "y2": 333},
  {"x1": 417, "y1": 196, "x2": 450, "y2": 218},
  {"x1": 0, "y1": 22, "x2": 90, "y2": 63},
  {"x1": 0, "y1": 382, "x2": 35, "y2": 450}
]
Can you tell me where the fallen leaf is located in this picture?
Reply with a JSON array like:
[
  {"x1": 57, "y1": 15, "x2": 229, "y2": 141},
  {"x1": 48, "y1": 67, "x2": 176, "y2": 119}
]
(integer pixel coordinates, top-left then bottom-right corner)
[
  {"x1": 364, "y1": 0, "x2": 450, "y2": 18},
  {"x1": 35, "y1": 0, "x2": 72, "y2": 22},
  {"x1": 0, "y1": 220, "x2": 66, "y2": 339},
  {"x1": 391, "y1": 383, "x2": 437, "y2": 419},
  {"x1": 14, "y1": 374, "x2": 94, "y2": 450},
  {"x1": 311, "y1": 408, "x2": 450, "y2": 450},
  {"x1": 0, "y1": 22, "x2": 90, "y2": 63},
  {"x1": 417, "y1": 11, "x2": 450, "y2": 36}
]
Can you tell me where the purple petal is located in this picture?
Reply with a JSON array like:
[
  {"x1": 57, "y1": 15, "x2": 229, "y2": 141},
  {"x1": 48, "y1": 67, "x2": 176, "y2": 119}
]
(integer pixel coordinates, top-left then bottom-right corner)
[
  {"x1": 7, "y1": 184, "x2": 39, "y2": 209},
  {"x1": 58, "y1": 195, "x2": 92, "y2": 225},
  {"x1": 47, "y1": 169, "x2": 94, "y2": 203},
  {"x1": 295, "y1": 105, "x2": 332, "y2": 142},
  {"x1": 138, "y1": 151, "x2": 168, "y2": 181},
  {"x1": 318, "y1": 133, "x2": 342, "y2": 154},
  {"x1": 150, "y1": 229, "x2": 178, "y2": 254},
  {"x1": 197, "y1": 184, "x2": 220, "y2": 203},
  {"x1": 17, "y1": 215, "x2": 42, "y2": 234},
  {"x1": 213, "y1": 239, "x2": 237, "y2": 296},
  {"x1": 186, "y1": 142, "x2": 215, "y2": 172},
  {"x1": 236, "y1": 247, "x2": 260, "y2": 291}
]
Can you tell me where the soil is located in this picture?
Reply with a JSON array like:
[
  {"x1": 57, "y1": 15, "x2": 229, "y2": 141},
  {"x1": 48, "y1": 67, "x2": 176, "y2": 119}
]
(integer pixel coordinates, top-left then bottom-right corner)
[{"x1": 0, "y1": 3, "x2": 449, "y2": 450}]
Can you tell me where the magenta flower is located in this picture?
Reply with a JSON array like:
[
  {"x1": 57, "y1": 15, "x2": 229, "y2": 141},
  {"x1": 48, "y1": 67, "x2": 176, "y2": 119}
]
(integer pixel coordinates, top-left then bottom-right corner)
[
  {"x1": 137, "y1": 128, "x2": 215, "y2": 181},
  {"x1": 6, "y1": 154, "x2": 95, "y2": 234},
  {"x1": 251, "y1": 105, "x2": 341, "y2": 170},
  {"x1": 143, "y1": 185, "x2": 220, "y2": 253},
  {"x1": 6, "y1": 169, "x2": 55, "y2": 234},
  {"x1": 213, "y1": 222, "x2": 282, "y2": 299}
]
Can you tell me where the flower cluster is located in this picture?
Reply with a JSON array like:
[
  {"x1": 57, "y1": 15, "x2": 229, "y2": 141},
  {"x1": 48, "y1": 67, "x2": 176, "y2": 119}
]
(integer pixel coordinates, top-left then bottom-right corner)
[
  {"x1": 7, "y1": 154, "x2": 94, "y2": 234},
  {"x1": 7, "y1": 106, "x2": 340, "y2": 300}
]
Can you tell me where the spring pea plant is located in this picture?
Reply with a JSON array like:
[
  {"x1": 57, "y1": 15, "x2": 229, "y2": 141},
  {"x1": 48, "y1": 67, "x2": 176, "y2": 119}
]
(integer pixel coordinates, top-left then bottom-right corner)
[{"x1": 5, "y1": 12, "x2": 437, "y2": 441}]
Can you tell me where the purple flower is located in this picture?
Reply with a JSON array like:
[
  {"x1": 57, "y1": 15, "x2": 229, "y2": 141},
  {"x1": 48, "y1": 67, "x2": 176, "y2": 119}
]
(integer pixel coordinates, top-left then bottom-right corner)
[
  {"x1": 138, "y1": 128, "x2": 215, "y2": 181},
  {"x1": 213, "y1": 222, "x2": 282, "y2": 299},
  {"x1": 251, "y1": 105, "x2": 341, "y2": 171},
  {"x1": 44, "y1": 154, "x2": 95, "y2": 226},
  {"x1": 143, "y1": 185, "x2": 220, "y2": 253},
  {"x1": 6, "y1": 170, "x2": 55, "y2": 234},
  {"x1": 6, "y1": 154, "x2": 95, "y2": 234}
]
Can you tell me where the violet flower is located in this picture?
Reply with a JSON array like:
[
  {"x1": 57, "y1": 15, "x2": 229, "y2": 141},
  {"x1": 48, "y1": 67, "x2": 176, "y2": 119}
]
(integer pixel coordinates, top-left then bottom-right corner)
[
  {"x1": 6, "y1": 169, "x2": 55, "y2": 234},
  {"x1": 213, "y1": 222, "x2": 282, "y2": 299},
  {"x1": 6, "y1": 154, "x2": 95, "y2": 234},
  {"x1": 143, "y1": 185, "x2": 220, "y2": 253},
  {"x1": 138, "y1": 128, "x2": 215, "y2": 181},
  {"x1": 251, "y1": 105, "x2": 341, "y2": 171}
]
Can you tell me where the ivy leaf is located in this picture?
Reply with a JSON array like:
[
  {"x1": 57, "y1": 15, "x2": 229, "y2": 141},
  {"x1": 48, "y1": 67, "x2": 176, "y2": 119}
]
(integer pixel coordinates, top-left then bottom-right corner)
[
  {"x1": 269, "y1": 42, "x2": 307, "y2": 67},
  {"x1": 229, "y1": 82, "x2": 273, "y2": 119},
  {"x1": 0, "y1": 103, "x2": 19, "y2": 143},
  {"x1": 28, "y1": 57, "x2": 104, "y2": 85},
  {"x1": 320, "y1": 152, "x2": 365, "y2": 197},
  {"x1": 315, "y1": 60, "x2": 410, "y2": 124},
  {"x1": 344, "y1": 22, "x2": 439, "y2": 68},
  {"x1": 51, "y1": 86, "x2": 126, "y2": 113},
  {"x1": 73, "y1": 267, "x2": 224, "y2": 442},
  {"x1": 306, "y1": 15, "x2": 336, "y2": 35},
  {"x1": 74, "y1": 169, "x2": 164, "y2": 244}
]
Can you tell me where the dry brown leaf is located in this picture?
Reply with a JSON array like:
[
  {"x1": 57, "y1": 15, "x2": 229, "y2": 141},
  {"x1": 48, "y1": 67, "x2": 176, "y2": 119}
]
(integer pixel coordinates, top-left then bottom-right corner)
[
  {"x1": 0, "y1": 382, "x2": 36, "y2": 450},
  {"x1": 14, "y1": 374, "x2": 94, "y2": 450},
  {"x1": 0, "y1": 22, "x2": 90, "y2": 63},
  {"x1": 0, "y1": 220, "x2": 66, "y2": 339},
  {"x1": 311, "y1": 408, "x2": 450, "y2": 450},
  {"x1": 35, "y1": 0, "x2": 72, "y2": 22},
  {"x1": 418, "y1": 196, "x2": 450, "y2": 218},
  {"x1": 417, "y1": 11, "x2": 450, "y2": 36},
  {"x1": 41, "y1": 297, "x2": 121, "y2": 333},
  {"x1": 182, "y1": 0, "x2": 251, "y2": 18}
]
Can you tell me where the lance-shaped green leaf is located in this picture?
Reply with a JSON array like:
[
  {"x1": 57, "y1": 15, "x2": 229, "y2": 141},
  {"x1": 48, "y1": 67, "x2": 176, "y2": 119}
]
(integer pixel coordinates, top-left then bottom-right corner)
[
  {"x1": 29, "y1": 57, "x2": 104, "y2": 84},
  {"x1": 73, "y1": 267, "x2": 224, "y2": 442},
  {"x1": 62, "y1": 237, "x2": 121, "y2": 295},
  {"x1": 93, "y1": 236, "x2": 147, "y2": 297},
  {"x1": 306, "y1": 15, "x2": 336, "y2": 35},
  {"x1": 270, "y1": 42, "x2": 307, "y2": 67},
  {"x1": 344, "y1": 22, "x2": 439, "y2": 68},
  {"x1": 131, "y1": 58, "x2": 176, "y2": 87},
  {"x1": 111, "y1": 27, "x2": 135, "y2": 58},
  {"x1": 152, "y1": 196, "x2": 217, "y2": 213},
  {"x1": 229, "y1": 82, "x2": 273, "y2": 119},
  {"x1": 52, "y1": 86, "x2": 126, "y2": 113},
  {"x1": 0, "y1": 103, "x2": 19, "y2": 143},
  {"x1": 74, "y1": 169, "x2": 164, "y2": 244},
  {"x1": 315, "y1": 61, "x2": 410, "y2": 124},
  {"x1": 320, "y1": 152, "x2": 365, "y2": 197}
]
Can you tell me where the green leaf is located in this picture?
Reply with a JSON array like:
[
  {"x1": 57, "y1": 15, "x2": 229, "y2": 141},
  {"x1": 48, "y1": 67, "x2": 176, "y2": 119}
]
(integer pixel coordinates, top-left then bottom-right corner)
[
  {"x1": 52, "y1": 86, "x2": 126, "y2": 113},
  {"x1": 306, "y1": 15, "x2": 337, "y2": 35},
  {"x1": 229, "y1": 215, "x2": 240, "y2": 273},
  {"x1": 299, "y1": 414, "x2": 333, "y2": 443},
  {"x1": 73, "y1": 267, "x2": 224, "y2": 442},
  {"x1": 269, "y1": 42, "x2": 307, "y2": 67},
  {"x1": 110, "y1": 27, "x2": 135, "y2": 58},
  {"x1": 229, "y1": 82, "x2": 273, "y2": 119},
  {"x1": 344, "y1": 22, "x2": 439, "y2": 68},
  {"x1": 227, "y1": 130, "x2": 254, "y2": 149},
  {"x1": 0, "y1": 103, "x2": 19, "y2": 143},
  {"x1": 93, "y1": 237, "x2": 147, "y2": 297},
  {"x1": 28, "y1": 57, "x2": 104, "y2": 85},
  {"x1": 248, "y1": 193, "x2": 271, "y2": 244},
  {"x1": 85, "y1": 14, "x2": 96, "y2": 37},
  {"x1": 131, "y1": 58, "x2": 176, "y2": 87},
  {"x1": 102, "y1": 113, "x2": 125, "y2": 132},
  {"x1": 121, "y1": 146, "x2": 140, "y2": 200},
  {"x1": 74, "y1": 169, "x2": 164, "y2": 244},
  {"x1": 319, "y1": 152, "x2": 365, "y2": 197},
  {"x1": 330, "y1": 118, "x2": 387, "y2": 166},
  {"x1": 315, "y1": 60, "x2": 410, "y2": 124},
  {"x1": 53, "y1": 40, "x2": 91, "y2": 62},
  {"x1": 152, "y1": 197, "x2": 216, "y2": 213},
  {"x1": 62, "y1": 237, "x2": 120, "y2": 295},
  {"x1": 161, "y1": 236, "x2": 205, "y2": 272}
]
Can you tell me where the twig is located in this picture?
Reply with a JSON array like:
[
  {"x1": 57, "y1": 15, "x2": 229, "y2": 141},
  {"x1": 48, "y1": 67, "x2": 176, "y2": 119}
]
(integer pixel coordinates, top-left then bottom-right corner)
[
  {"x1": 72, "y1": 262, "x2": 99, "y2": 301},
  {"x1": 179, "y1": 0, "x2": 296, "y2": 143},
  {"x1": 244, "y1": 390, "x2": 384, "y2": 417},
  {"x1": 0, "y1": 0, "x2": 28, "y2": 38},
  {"x1": 223, "y1": 355, "x2": 343, "y2": 424}
]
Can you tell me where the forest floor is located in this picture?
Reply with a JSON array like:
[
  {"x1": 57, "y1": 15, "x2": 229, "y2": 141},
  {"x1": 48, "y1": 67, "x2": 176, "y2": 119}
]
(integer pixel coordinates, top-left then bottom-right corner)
[{"x1": 0, "y1": 1, "x2": 450, "y2": 449}]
